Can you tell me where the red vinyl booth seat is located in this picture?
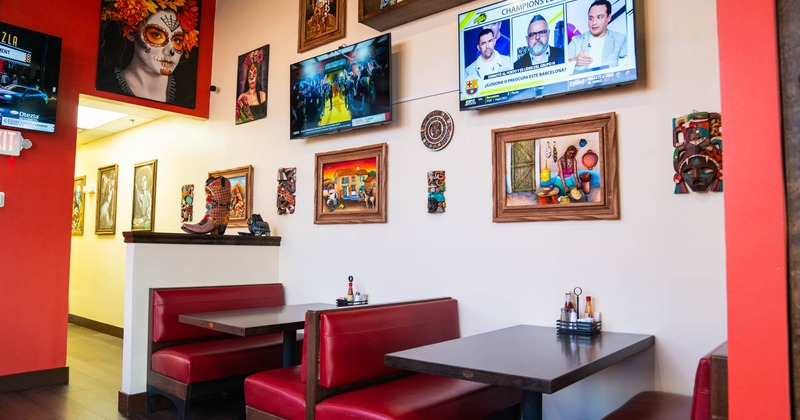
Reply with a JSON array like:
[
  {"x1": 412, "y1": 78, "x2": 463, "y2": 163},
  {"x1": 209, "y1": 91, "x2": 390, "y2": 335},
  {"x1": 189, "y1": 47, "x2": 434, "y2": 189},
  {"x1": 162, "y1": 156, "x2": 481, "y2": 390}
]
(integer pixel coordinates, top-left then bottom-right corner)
[
  {"x1": 603, "y1": 342, "x2": 724, "y2": 420},
  {"x1": 245, "y1": 364, "x2": 306, "y2": 420},
  {"x1": 151, "y1": 334, "x2": 285, "y2": 383},
  {"x1": 244, "y1": 298, "x2": 522, "y2": 420},
  {"x1": 315, "y1": 373, "x2": 522, "y2": 420},
  {"x1": 148, "y1": 284, "x2": 292, "y2": 420}
]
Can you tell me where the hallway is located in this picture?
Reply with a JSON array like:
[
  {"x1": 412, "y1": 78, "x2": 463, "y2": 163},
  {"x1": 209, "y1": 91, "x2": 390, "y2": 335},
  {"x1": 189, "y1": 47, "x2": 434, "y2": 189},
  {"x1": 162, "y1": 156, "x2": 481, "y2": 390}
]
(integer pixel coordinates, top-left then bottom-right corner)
[{"x1": 0, "y1": 324, "x2": 242, "y2": 419}]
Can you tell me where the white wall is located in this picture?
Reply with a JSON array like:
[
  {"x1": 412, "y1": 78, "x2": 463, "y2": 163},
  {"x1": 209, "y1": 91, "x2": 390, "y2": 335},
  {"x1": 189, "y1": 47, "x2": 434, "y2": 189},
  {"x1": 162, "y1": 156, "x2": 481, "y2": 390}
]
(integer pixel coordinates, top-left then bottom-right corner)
[{"x1": 72, "y1": 0, "x2": 726, "y2": 417}]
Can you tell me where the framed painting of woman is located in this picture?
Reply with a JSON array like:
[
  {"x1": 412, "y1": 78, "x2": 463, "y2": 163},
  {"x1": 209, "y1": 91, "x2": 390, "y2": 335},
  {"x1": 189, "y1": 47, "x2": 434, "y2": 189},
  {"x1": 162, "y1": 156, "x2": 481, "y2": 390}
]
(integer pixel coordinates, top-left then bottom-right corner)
[
  {"x1": 95, "y1": 164, "x2": 119, "y2": 235},
  {"x1": 95, "y1": 0, "x2": 202, "y2": 108},
  {"x1": 235, "y1": 45, "x2": 270, "y2": 124},
  {"x1": 132, "y1": 160, "x2": 157, "y2": 231},
  {"x1": 72, "y1": 176, "x2": 86, "y2": 235}
]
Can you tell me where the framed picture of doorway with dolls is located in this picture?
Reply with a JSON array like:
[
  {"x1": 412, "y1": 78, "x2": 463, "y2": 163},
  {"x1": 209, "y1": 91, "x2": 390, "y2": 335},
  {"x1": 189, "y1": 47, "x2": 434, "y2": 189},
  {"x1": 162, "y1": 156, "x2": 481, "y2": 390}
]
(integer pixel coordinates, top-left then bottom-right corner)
[{"x1": 491, "y1": 113, "x2": 619, "y2": 222}]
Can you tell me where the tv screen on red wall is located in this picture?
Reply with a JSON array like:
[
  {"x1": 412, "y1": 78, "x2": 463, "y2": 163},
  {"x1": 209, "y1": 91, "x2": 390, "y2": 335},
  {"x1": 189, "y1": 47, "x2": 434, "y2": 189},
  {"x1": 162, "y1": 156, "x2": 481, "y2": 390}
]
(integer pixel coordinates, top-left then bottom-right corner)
[{"x1": 0, "y1": 22, "x2": 63, "y2": 133}]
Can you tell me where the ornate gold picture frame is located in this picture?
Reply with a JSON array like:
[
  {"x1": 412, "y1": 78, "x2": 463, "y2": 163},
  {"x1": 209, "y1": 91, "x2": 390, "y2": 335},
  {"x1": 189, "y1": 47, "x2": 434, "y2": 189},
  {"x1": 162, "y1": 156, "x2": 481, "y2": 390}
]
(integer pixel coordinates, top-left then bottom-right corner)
[
  {"x1": 95, "y1": 164, "x2": 118, "y2": 235},
  {"x1": 298, "y1": 0, "x2": 346, "y2": 53},
  {"x1": 72, "y1": 176, "x2": 86, "y2": 235},
  {"x1": 131, "y1": 159, "x2": 157, "y2": 232}
]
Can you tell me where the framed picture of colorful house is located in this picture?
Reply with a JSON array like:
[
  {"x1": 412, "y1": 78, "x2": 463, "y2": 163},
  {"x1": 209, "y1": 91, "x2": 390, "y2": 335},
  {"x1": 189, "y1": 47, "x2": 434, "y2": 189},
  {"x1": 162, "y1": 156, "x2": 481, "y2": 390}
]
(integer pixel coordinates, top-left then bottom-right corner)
[
  {"x1": 314, "y1": 143, "x2": 387, "y2": 224},
  {"x1": 491, "y1": 113, "x2": 619, "y2": 222}
]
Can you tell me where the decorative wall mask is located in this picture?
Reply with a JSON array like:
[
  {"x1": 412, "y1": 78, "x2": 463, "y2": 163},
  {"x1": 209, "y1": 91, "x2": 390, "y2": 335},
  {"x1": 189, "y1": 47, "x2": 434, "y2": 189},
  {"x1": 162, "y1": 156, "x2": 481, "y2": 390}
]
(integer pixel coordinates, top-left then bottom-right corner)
[
  {"x1": 181, "y1": 184, "x2": 194, "y2": 222},
  {"x1": 277, "y1": 167, "x2": 297, "y2": 215},
  {"x1": 672, "y1": 112, "x2": 723, "y2": 194},
  {"x1": 427, "y1": 171, "x2": 446, "y2": 213}
]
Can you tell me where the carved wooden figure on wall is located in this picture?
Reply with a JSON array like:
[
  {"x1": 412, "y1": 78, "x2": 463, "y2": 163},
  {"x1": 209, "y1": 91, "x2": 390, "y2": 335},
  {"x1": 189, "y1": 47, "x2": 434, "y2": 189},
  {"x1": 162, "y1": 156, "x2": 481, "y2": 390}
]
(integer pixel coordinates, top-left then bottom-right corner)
[{"x1": 673, "y1": 112, "x2": 723, "y2": 194}]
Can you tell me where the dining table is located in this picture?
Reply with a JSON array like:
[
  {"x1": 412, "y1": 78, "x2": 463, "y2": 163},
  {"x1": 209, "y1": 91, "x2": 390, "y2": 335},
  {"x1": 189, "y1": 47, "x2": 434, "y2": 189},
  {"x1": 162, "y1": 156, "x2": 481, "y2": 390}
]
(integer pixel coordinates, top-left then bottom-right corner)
[
  {"x1": 179, "y1": 302, "x2": 335, "y2": 367},
  {"x1": 384, "y1": 324, "x2": 654, "y2": 420}
]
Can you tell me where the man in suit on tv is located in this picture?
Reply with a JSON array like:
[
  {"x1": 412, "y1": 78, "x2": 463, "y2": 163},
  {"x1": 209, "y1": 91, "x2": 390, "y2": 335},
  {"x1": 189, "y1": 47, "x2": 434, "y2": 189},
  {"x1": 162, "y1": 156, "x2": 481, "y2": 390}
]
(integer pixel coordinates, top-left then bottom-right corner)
[
  {"x1": 514, "y1": 15, "x2": 565, "y2": 70},
  {"x1": 567, "y1": 0, "x2": 628, "y2": 72}
]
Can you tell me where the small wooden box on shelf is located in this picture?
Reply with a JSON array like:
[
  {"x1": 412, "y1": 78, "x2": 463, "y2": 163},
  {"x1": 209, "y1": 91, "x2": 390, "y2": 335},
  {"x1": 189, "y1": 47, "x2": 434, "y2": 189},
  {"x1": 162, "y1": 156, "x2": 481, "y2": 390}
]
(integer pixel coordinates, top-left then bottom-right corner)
[{"x1": 358, "y1": 0, "x2": 476, "y2": 32}]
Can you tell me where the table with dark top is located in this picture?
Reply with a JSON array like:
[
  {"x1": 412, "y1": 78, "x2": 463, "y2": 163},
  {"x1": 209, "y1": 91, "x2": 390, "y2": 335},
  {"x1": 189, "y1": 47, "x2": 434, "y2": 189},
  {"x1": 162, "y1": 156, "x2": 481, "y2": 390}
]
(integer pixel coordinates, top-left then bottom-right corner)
[
  {"x1": 384, "y1": 324, "x2": 654, "y2": 420},
  {"x1": 179, "y1": 303, "x2": 335, "y2": 367}
]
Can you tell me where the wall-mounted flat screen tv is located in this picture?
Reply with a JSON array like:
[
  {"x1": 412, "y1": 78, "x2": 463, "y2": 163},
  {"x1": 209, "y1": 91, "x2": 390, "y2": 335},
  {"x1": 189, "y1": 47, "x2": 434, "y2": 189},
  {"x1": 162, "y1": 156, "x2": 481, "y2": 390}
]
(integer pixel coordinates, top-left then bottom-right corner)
[
  {"x1": 0, "y1": 22, "x2": 62, "y2": 133},
  {"x1": 290, "y1": 34, "x2": 391, "y2": 139},
  {"x1": 458, "y1": 0, "x2": 637, "y2": 110}
]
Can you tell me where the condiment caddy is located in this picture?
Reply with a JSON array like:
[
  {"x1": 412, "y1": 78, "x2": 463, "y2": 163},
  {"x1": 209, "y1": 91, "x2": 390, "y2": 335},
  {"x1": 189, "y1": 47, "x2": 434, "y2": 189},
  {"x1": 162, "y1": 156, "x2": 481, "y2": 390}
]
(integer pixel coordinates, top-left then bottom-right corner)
[
  {"x1": 336, "y1": 275, "x2": 369, "y2": 307},
  {"x1": 556, "y1": 286, "x2": 601, "y2": 336}
]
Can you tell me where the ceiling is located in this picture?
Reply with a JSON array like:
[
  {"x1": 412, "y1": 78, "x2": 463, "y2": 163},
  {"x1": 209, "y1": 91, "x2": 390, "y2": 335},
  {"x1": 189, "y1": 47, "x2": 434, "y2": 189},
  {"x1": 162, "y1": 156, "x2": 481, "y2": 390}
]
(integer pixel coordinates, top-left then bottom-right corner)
[{"x1": 76, "y1": 94, "x2": 171, "y2": 145}]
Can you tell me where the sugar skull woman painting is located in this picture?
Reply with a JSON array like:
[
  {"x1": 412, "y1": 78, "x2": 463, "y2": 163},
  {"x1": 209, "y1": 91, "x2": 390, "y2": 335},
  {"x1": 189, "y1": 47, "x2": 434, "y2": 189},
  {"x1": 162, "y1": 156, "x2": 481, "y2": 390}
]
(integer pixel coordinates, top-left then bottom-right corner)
[
  {"x1": 235, "y1": 45, "x2": 269, "y2": 124},
  {"x1": 96, "y1": 0, "x2": 201, "y2": 108}
]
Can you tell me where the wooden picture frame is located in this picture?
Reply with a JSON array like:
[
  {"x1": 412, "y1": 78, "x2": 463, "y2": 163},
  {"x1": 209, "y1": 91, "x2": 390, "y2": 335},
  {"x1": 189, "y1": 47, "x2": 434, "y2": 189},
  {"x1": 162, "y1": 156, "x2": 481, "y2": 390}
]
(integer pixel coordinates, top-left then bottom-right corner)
[
  {"x1": 72, "y1": 176, "x2": 86, "y2": 235},
  {"x1": 131, "y1": 159, "x2": 157, "y2": 232},
  {"x1": 314, "y1": 143, "x2": 387, "y2": 224},
  {"x1": 491, "y1": 112, "x2": 619, "y2": 222},
  {"x1": 209, "y1": 165, "x2": 253, "y2": 228},
  {"x1": 95, "y1": 164, "x2": 118, "y2": 235},
  {"x1": 298, "y1": 0, "x2": 346, "y2": 53}
]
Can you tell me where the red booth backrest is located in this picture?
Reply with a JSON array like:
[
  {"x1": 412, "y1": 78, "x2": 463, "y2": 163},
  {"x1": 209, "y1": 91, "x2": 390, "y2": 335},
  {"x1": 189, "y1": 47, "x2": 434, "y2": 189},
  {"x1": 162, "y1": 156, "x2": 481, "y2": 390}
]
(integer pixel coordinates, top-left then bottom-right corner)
[
  {"x1": 317, "y1": 299, "x2": 459, "y2": 388},
  {"x1": 690, "y1": 346, "x2": 719, "y2": 420},
  {"x1": 151, "y1": 284, "x2": 285, "y2": 343}
]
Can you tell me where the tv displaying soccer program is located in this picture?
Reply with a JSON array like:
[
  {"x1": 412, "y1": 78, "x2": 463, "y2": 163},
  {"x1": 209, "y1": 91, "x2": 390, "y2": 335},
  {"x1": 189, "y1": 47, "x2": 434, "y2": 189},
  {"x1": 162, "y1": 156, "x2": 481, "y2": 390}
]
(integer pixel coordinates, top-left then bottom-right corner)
[
  {"x1": 458, "y1": 0, "x2": 637, "y2": 110},
  {"x1": 290, "y1": 34, "x2": 391, "y2": 140},
  {"x1": 0, "y1": 22, "x2": 62, "y2": 133}
]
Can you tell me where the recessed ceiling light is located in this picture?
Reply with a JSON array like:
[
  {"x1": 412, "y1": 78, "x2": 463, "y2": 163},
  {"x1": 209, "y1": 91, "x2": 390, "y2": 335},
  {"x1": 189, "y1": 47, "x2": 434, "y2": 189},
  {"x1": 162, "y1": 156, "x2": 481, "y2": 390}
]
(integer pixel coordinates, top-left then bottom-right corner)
[{"x1": 77, "y1": 105, "x2": 126, "y2": 129}]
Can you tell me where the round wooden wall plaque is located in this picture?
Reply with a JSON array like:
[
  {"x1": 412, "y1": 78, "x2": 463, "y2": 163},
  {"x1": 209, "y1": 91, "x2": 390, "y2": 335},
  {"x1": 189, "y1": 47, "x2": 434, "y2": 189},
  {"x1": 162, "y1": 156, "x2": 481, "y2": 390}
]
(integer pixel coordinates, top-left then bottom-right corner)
[{"x1": 420, "y1": 110, "x2": 454, "y2": 151}]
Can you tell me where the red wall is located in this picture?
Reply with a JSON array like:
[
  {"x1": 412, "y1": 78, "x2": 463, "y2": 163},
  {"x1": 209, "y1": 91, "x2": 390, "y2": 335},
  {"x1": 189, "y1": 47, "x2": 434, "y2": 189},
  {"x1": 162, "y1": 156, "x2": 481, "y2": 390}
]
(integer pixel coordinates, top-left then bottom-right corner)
[
  {"x1": 0, "y1": 0, "x2": 214, "y2": 377},
  {"x1": 717, "y1": 0, "x2": 791, "y2": 418}
]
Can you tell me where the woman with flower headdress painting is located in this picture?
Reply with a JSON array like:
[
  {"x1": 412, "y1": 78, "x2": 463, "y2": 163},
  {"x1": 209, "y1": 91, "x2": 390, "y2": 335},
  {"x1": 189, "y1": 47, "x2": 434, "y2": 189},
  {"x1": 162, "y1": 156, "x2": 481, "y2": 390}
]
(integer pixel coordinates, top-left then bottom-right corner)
[
  {"x1": 236, "y1": 46, "x2": 269, "y2": 124},
  {"x1": 96, "y1": 0, "x2": 201, "y2": 109}
]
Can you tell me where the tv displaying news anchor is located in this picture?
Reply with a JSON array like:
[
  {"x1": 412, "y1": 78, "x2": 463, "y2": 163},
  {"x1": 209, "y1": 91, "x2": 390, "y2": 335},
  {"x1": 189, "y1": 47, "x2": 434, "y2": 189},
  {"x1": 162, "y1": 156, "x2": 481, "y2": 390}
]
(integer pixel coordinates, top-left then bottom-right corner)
[
  {"x1": 566, "y1": 0, "x2": 629, "y2": 73},
  {"x1": 511, "y1": 6, "x2": 565, "y2": 70}
]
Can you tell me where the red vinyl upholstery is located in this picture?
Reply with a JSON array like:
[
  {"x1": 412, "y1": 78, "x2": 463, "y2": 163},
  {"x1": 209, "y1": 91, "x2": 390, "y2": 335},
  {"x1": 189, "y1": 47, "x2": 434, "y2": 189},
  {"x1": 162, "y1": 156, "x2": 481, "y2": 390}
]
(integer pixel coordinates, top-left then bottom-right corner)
[
  {"x1": 317, "y1": 299, "x2": 460, "y2": 388},
  {"x1": 690, "y1": 346, "x2": 716, "y2": 420},
  {"x1": 315, "y1": 373, "x2": 521, "y2": 420},
  {"x1": 151, "y1": 283, "x2": 285, "y2": 342},
  {"x1": 245, "y1": 312, "x2": 310, "y2": 419},
  {"x1": 151, "y1": 334, "x2": 286, "y2": 383},
  {"x1": 245, "y1": 366, "x2": 306, "y2": 420},
  {"x1": 603, "y1": 343, "x2": 723, "y2": 420},
  {"x1": 148, "y1": 284, "x2": 290, "y2": 419},
  {"x1": 244, "y1": 298, "x2": 521, "y2": 420}
]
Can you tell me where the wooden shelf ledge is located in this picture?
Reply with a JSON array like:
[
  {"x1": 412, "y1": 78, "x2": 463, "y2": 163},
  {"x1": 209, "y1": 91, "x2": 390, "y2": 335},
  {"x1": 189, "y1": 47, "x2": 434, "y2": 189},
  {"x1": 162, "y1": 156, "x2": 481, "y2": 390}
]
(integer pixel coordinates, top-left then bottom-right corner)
[
  {"x1": 122, "y1": 231, "x2": 281, "y2": 246},
  {"x1": 358, "y1": 0, "x2": 475, "y2": 31}
]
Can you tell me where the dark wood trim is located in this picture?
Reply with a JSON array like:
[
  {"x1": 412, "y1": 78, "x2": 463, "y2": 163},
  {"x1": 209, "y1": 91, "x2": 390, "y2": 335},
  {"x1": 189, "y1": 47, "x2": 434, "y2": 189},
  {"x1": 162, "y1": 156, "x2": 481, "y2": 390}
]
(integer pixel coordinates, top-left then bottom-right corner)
[
  {"x1": 122, "y1": 231, "x2": 281, "y2": 246},
  {"x1": 118, "y1": 391, "x2": 148, "y2": 416},
  {"x1": 778, "y1": 0, "x2": 800, "y2": 417},
  {"x1": 358, "y1": 0, "x2": 475, "y2": 31},
  {"x1": 0, "y1": 367, "x2": 68, "y2": 393},
  {"x1": 68, "y1": 314, "x2": 124, "y2": 339},
  {"x1": 711, "y1": 342, "x2": 728, "y2": 419}
]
